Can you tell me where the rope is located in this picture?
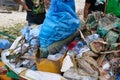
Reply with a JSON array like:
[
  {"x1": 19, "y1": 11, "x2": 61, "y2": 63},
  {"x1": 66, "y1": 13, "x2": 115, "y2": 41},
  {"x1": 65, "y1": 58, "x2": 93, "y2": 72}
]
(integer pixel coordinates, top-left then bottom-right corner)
[{"x1": 0, "y1": 31, "x2": 16, "y2": 40}]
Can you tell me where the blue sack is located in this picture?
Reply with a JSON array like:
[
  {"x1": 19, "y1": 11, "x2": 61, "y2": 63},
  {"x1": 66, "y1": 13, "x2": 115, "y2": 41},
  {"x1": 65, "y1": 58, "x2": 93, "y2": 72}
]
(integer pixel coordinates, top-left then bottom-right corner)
[
  {"x1": 39, "y1": 0, "x2": 80, "y2": 48},
  {"x1": 52, "y1": 0, "x2": 76, "y2": 12}
]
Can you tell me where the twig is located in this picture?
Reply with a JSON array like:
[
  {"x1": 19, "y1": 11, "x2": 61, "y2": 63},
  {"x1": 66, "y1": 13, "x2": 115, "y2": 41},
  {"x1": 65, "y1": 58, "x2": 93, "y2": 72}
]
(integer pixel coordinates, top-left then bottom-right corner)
[
  {"x1": 100, "y1": 50, "x2": 120, "y2": 54},
  {"x1": 94, "y1": 40, "x2": 108, "y2": 44},
  {"x1": 71, "y1": 54, "x2": 78, "y2": 74},
  {"x1": 104, "y1": 0, "x2": 108, "y2": 13},
  {"x1": 78, "y1": 29, "x2": 88, "y2": 44},
  {"x1": 97, "y1": 54, "x2": 106, "y2": 67},
  {"x1": 20, "y1": 56, "x2": 36, "y2": 62}
]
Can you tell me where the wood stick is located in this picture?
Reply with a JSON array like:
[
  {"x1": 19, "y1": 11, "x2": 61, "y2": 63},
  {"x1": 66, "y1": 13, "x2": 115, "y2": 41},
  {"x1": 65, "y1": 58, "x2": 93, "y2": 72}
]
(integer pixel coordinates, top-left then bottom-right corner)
[
  {"x1": 100, "y1": 50, "x2": 120, "y2": 54},
  {"x1": 78, "y1": 29, "x2": 88, "y2": 44},
  {"x1": 104, "y1": 0, "x2": 108, "y2": 13},
  {"x1": 97, "y1": 54, "x2": 106, "y2": 67},
  {"x1": 71, "y1": 54, "x2": 78, "y2": 74}
]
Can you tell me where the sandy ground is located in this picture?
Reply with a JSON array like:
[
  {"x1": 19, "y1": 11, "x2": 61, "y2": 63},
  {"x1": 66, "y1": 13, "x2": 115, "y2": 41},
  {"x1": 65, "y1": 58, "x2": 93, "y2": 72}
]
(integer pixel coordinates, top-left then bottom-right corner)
[
  {"x1": 0, "y1": 11, "x2": 27, "y2": 27},
  {"x1": 0, "y1": 0, "x2": 85, "y2": 27}
]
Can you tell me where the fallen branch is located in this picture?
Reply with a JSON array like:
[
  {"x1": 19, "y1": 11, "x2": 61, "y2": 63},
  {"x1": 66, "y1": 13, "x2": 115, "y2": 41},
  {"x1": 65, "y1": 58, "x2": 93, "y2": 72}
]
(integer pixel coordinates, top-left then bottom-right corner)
[
  {"x1": 100, "y1": 50, "x2": 120, "y2": 54},
  {"x1": 94, "y1": 40, "x2": 108, "y2": 44},
  {"x1": 71, "y1": 54, "x2": 78, "y2": 74},
  {"x1": 78, "y1": 28, "x2": 88, "y2": 44}
]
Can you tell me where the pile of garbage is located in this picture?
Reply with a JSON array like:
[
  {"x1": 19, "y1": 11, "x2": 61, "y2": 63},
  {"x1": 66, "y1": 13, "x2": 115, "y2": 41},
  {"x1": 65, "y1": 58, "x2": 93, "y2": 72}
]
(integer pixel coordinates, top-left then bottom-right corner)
[
  {"x1": 1, "y1": 12, "x2": 120, "y2": 80},
  {"x1": 62, "y1": 12, "x2": 120, "y2": 80},
  {"x1": 1, "y1": 0, "x2": 120, "y2": 79}
]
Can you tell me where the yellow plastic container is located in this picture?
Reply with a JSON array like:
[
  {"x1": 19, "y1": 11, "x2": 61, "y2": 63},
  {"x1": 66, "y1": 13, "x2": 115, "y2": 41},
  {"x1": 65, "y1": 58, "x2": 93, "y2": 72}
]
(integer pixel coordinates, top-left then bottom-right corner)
[
  {"x1": 36, "y1": 53, "x2": 66, "y2": 74},
  {"x1": 36, "y1": 59, "x2": 61, "y2": 74}
]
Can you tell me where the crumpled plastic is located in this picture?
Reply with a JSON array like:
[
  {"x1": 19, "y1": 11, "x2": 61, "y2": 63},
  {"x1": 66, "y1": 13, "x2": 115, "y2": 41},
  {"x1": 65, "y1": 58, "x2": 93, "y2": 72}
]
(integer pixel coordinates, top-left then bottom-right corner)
[
  {"x1": 97, "y1": 16, "x2": 120, "y2": 37},
  {"x1": 116, "y1": 74, "x2": 120, "y2": 80},
  {"x1": 95, "y1": 0, "x2": 106, "y2": 5},
  {"x1": 105, "y1": 31, "x2": 119, "y2": 44},
  {"x1": 0, "y1": 39, "x2": 11, "y2": 49},
  {"x1": 20, "y1": 25, "x2": 41, "y2": 47}
]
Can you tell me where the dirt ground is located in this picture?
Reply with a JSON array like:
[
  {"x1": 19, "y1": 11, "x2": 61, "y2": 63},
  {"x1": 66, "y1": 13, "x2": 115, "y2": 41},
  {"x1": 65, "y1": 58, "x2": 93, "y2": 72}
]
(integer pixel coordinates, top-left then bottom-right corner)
[
  {"x1": 0, "y1": 5, "x2": 27, "y2": 27},
  {"x1": 0, "y1": 11, "x2": 27, "y2": 27},
  {"x1": 0, "y1": 0, "x2": 85, "y2": 27}
]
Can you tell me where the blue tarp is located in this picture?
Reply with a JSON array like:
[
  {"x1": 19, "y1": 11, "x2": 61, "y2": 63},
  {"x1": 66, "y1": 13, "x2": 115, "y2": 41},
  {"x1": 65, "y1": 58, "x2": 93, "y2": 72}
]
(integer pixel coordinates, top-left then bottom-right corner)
[{"x1": 39, "y1": 0, "x2": 80, "y2": 48}]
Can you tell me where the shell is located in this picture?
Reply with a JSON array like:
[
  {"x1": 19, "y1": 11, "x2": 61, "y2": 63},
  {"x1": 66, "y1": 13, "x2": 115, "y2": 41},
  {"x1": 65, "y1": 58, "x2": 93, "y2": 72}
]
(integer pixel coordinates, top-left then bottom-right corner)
[
  {"x1": 83, "y1": 56, "x2": 98, "y2": 68},
  {"x1": 77, "y1": 59, "x2": 95, "y2": 74}
]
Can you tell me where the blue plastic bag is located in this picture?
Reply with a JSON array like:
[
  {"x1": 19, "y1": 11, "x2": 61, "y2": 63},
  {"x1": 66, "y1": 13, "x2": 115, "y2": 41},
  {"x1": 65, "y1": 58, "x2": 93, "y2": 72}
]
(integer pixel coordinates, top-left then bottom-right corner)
[
  {"x1": 50, "y1": 0, "x2": 76, "y2": 12},
  {"x1": 116, "y1": 74, "x2": 120, "y2": 80},
  {"x1": 21, "y1": 25, "x2": 41, "y2": 47},
  {"x1": 63, "y1": 0, "x2": 75, "y2": 11},
  {"x1": 39, "y1": 0, "x2": 80, "y2": 48},
  {"x1": 0, "y1": 39, "x2": 11, "y2": 49}
]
